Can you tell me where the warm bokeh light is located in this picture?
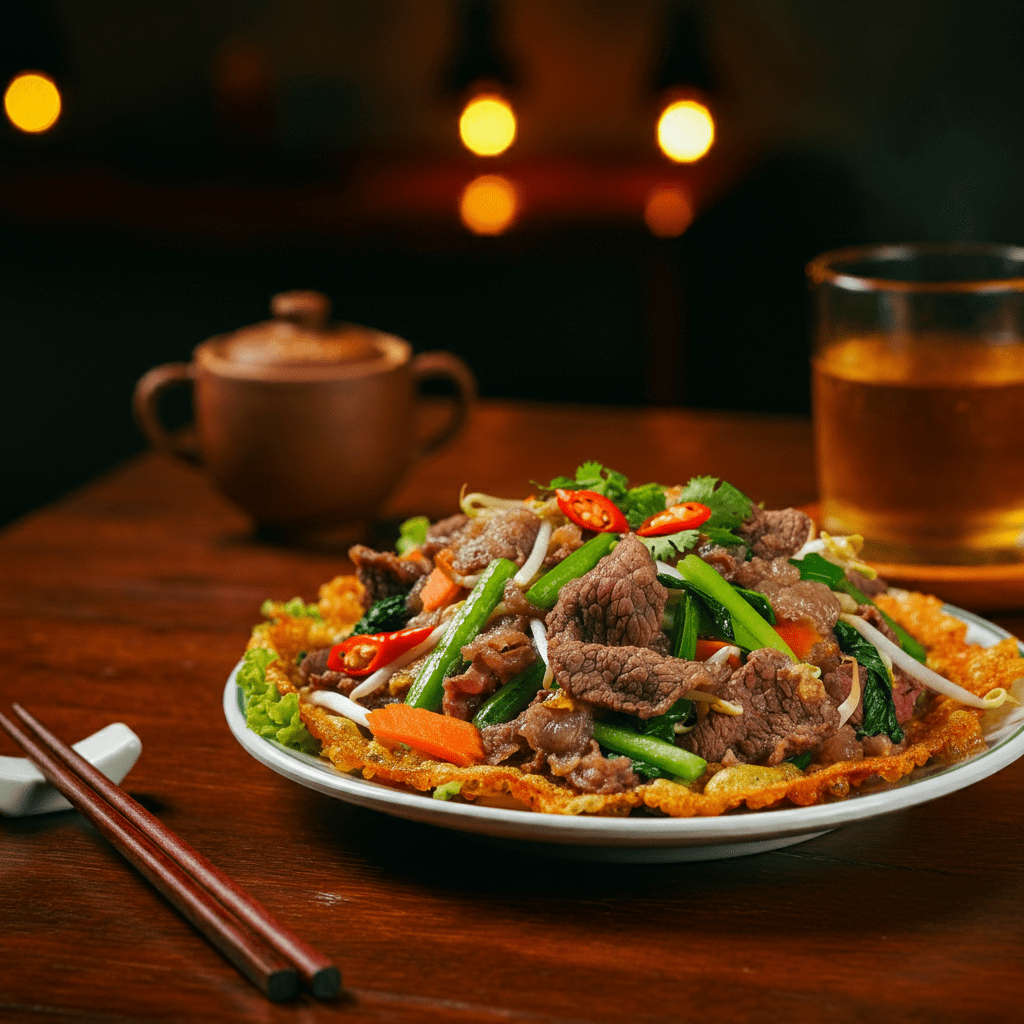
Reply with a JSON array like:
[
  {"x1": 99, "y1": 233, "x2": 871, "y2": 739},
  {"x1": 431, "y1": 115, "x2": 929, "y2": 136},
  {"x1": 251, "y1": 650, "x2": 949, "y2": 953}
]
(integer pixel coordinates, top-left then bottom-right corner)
[
  {"x1": 459, "y1": 93, "x2": 517, "y2": 157},
  {"x1": 656, "y1": 99, "x2": 714, "y2": 163},
  {"x1": 644, "y1": 186, "x2": 694, "y2": 237},
  {"x1": 4, "y1": 72, "x2": 62, "y2": 133},
  {"x1": 459, "y1": 175, "x2": 518, "y2": 235}
]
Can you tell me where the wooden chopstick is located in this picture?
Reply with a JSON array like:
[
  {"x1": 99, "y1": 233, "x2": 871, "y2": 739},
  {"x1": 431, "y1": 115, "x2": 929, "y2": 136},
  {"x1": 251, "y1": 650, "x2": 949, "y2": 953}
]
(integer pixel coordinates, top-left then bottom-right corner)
[{"x1": 1, "y1": 704, "x2": 340, "y2": 1001}]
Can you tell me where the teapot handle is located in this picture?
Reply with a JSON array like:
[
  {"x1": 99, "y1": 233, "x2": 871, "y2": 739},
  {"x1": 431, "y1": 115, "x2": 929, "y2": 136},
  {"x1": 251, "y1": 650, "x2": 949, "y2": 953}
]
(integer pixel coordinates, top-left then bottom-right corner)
[
  {"x1": 410, "y1": 351, "x2": 477, "y2": 458},
  {"x1": 131, "y1": 363, "x2": 201, "y2": 464}
]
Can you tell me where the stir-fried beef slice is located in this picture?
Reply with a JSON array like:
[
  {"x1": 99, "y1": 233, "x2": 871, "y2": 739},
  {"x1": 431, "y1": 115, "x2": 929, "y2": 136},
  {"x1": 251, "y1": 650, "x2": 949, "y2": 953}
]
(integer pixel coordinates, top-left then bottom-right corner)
[
  {"x1": 847, "y1": 566, "x2": 888, "y2": 597},
  {"x1": 501, "y1": 578, "x2": 545, "y2": 616},
  {"x1": 696, "y1": 541, "x2": 746, "y2": 579},
  {"x1": 480, "y1": 691, "x2": 639, "y2": 794},
  {"x1": 551, "y1": 641, "x2": 732, "y2": 718},
  {"x1": 738, "y1": 506, "x2": 814, "y2": 560},
  {"x1": 546, "y1": 533, "x2": 666, "y2": 648},
  {"x1": 812, "y1": 723, "x2": 865, "y2": 765},
  {"x1": 719, "y1": 555, "x2": 842, "y2": 636},
  {"x1": 449, "y1": 507, "x2": 542, "y2": 575},
  {"x1": 566, "y1": 743, "x2": 640, "y2": 794},
  {"x1": 855, "y1": 604, "x2": 898, "y2": 643},
  {"x1": 348, "y1": 544, "x2": 431, "y2": 608},
  {"x1": 420, "y1": 513, "x2": 470, "y2": 558},
  {"x1": 299, "y1": 646, "x2": 357, "y2": 696},
  {"x1": 679, "y1": 649, "x2": 840, "y2": 766},
  {"x1": 892, "y1": 666, "x2": 926, "y2": 723},
  {"x1": 442, "y1": 616, "x2": 537, "y2": 720},
  {"x1": 543, "y1": 521, "x2": 584, "y2": 567}
]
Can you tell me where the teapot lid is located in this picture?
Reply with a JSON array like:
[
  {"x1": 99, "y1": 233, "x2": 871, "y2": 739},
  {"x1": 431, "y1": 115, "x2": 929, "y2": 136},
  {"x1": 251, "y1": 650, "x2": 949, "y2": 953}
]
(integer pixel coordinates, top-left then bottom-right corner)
[{"x1": 215, "y1": 291, "x2": 378, "y2": 367}]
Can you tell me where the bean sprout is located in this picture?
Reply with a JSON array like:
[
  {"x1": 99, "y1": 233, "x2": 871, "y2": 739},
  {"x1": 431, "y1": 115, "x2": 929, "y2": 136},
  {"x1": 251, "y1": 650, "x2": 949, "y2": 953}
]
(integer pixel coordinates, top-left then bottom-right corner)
[
  {"x1": 836, "y1": 656, "x2": 861, "y2": 727},
  {"x1": 529, "y1": 618, "x2": 549, "y2": 665},
  {"x1": 514, "y1": 520, "x2": 553, "y2": 587},
  {"x1": 307, "y1": 690, "x2": 371, "y2": 729},
  {"x1": 839, "y1": 613, "x2": 1013, "y2": 710}
]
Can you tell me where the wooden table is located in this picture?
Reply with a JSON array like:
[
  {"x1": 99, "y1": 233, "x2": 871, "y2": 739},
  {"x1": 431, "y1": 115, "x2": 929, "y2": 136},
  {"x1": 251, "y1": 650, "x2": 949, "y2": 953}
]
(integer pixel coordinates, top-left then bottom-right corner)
[{"x1": 2, "y1": 400, "x2": 1022, "y2": 1024}]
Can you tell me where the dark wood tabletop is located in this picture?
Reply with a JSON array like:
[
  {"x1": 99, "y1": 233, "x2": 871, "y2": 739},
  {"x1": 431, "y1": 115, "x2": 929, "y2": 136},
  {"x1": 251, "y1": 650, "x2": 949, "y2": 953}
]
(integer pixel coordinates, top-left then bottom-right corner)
[{"x1": 2, "y1": 400, "x2": 1022, "y2": 1024}]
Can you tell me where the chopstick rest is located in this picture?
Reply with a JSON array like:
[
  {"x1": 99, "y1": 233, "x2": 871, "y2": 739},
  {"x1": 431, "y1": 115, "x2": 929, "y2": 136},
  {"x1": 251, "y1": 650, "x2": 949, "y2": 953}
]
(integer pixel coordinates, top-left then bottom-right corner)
[
  {"x1": 0, "y1": 705, "x2": 340, "y2": 1002},
  {"x1": 0, "y1": 721, "x2": 141, "y2": 817}
]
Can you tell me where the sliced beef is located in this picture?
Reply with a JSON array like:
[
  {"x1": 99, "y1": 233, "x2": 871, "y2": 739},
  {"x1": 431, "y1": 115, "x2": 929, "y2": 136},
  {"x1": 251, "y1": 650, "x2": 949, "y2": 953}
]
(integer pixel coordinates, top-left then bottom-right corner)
[
  {"x1": 565, "y1": 744, "x2": 641, "y2": 794},
  {"x1": 420, "y1": 513, "x2": 470, "y2": 558},
  {"x1": 847, "y1": 566, "x2": 888, "y2": 598},
  {"x1": 820, "y1": 653, "x2": 862, "y2": 726},
  {"x1": 679, "y1": 648, "x2": 840, "y2": 766},
  {"x1": 348, "y1": 544, "x2": 430, "y2": 609},
  {"x1": 738, "y1": 505, "x2": 814, "y2": 560},
  {"x1": 449, "y1": 508, "x2": 542, "y2": 575},
  {"x1": 551, "y1": 642, "x2": 732, "y2": 718},
  {"x1": 855, "y1": 604, "x2": 898, "y2": 643},
  {"x1": 892, "y1": 666, "x2": 926, "y2": 723},
  {"x1": 442, "y1": 616, "x2": 537, "y2": 720},
  {"x1": 480, "y1": 690, "x2": 639, "y2": 795},
  {"x1": 545, "y1": 533, "x2": 666, "y2": 649},
  {"x1": 811, "y1": 723, "x2": 864, "y2": 765},
  {"x1": 501, "y1": 577, "x2": 546, "y2": 616},
  {"x1": 716, "y1": 555, "x2": 841, "y2": 637},
  {"x1": 543, "y1": 521, "x2": 584, "y2": 567},
  {"x1": 299, "y1": 646, "x2": 359, "y2": 697}
]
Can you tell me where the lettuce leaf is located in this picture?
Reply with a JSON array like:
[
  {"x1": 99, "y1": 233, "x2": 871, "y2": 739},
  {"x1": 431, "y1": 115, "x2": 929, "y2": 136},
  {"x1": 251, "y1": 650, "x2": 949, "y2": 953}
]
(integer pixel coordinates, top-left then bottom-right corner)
[
  {"x1": 237, "y1": 647, "x2": 321, "y2": 755},
  {"x1": 396, "y1": 515, "x2": 430, "y2": 555},
  {"x1": 260, "y1": 597, "x2": 322, "y2": 621}
]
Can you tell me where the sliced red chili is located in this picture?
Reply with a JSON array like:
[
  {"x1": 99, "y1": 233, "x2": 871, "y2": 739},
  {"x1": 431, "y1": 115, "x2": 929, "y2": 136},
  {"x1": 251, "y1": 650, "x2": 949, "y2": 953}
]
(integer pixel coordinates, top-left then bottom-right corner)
[
  {"x1": 636, "y1": 501, "x2": 712, "y2": 537},
  {"x1": 326, "y1": 625, "x2": 436, "y2": 677},
  {"x1": 555, "y1": 488, "x2": 629, "y2": 534}
]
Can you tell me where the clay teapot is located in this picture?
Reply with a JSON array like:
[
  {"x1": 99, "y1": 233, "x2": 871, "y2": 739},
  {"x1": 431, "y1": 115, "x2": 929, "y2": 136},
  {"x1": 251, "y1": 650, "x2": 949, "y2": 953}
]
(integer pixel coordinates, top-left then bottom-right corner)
[{"x1": 132, "y1": 291, "x2": 476, "y2": 537}]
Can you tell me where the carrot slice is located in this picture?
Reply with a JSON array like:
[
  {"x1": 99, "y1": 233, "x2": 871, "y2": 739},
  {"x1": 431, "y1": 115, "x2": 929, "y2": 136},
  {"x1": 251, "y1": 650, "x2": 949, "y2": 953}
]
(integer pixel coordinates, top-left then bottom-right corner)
[
  {"x1": 366, "y1": 704, "x2": 485, "y2": 767},
  {"x1": 772, "y1": 620, "x2": 823, "y2": 662},
  {"x1": 694, "y1": 638, "x2": 741, "y2": 668},
  {"x1": 419, "y1": 566, "x2": 464, "y2": 611}
]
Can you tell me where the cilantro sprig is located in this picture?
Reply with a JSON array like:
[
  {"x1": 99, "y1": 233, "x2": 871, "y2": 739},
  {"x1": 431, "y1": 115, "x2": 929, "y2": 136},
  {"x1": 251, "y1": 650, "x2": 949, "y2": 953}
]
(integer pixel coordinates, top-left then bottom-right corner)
[{"x1": 540, "y1": 461, "x2": 755, "y2": 563}]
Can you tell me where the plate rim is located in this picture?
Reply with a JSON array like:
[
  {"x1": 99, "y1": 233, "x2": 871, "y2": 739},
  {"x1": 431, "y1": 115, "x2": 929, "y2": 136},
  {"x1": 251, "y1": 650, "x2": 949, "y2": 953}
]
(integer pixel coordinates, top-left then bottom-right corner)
[{"x1": 223, "y1": 603, "x2": 1024, "y2": 850}]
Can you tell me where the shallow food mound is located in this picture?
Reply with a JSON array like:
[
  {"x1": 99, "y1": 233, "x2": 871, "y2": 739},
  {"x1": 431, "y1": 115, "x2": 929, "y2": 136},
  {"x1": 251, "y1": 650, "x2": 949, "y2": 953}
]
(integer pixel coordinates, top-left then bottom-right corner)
[{"x1": 236, "y1": 466, "x2": 1024, "y2": 819}]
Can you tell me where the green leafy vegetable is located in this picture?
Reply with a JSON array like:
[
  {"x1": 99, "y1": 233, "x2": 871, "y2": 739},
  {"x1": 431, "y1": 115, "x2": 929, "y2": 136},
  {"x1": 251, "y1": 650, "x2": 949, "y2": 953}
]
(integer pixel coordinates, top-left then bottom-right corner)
[
  {"x1": 786, "y1": 752, "x2": 813, "y2": 770},
  {"x1": 679, "y1": 476, "x2": 753, "y2": 545},
  {"x1": 791, "y1": 553, "x2": 926, "y2": 662},
  {"x1": 236, "y1": 647, "x2": 321, "y2": 754},
  {"x1": 621, "y1": 481, "x2": 669, "y2": 529},
  {"x1": 541, "y1": 464, "x2": 757, "y2": 563},
  {"x1": 637, "y1": 699, "x2": 693, "y2": 744},
  {"x1": 432, "y1": 781, "x2": 463, "y2": 801},
  {"x1": 260, "y1": 597, "x2": 322, "y2": 621},
  {"x1": 671, "y1": 591, "x2": 701, "y2": 660},
  {"x1": 833, "y1": 620, "x2": 904, "y2": 743},
  {"x1": 396, "y1": 515, "x2": 430, "y2": 555},
  {"x1": 640, "y1": 529, "x2": 702, "y2": 563},
  {"x1": 675, "y1": 555, "x2": 796, "y2": 659},
  {"x1": 352, "y1": 593, "x2": 411, "y2": 636},
  {"x1": 735, "y1": 587, "x2": 776, "y2": 625},
  {"x1": 592, "y1": 720, "x2": 707, "y2": 782}
]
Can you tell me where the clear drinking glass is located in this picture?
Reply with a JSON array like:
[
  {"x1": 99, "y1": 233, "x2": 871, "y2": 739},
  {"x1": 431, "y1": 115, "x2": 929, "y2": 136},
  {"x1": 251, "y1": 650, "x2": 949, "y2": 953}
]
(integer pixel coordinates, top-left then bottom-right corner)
[{"x1": 808, "y1": 242, "x2": 1024, "y2": 566}]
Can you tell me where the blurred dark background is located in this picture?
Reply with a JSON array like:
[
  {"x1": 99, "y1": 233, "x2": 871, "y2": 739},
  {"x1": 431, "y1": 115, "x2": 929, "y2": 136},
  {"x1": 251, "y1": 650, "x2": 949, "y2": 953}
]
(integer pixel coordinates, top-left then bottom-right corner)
[{"x1": 3, "y1": 0, "x2": 1023, "y2": 527}]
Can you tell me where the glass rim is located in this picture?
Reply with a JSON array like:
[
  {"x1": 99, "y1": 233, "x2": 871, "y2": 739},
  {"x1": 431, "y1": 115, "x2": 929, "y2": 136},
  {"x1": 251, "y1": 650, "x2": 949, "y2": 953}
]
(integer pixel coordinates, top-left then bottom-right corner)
[{"x1": 806, "y1": 242, "x2": 1024, "y2": 294}]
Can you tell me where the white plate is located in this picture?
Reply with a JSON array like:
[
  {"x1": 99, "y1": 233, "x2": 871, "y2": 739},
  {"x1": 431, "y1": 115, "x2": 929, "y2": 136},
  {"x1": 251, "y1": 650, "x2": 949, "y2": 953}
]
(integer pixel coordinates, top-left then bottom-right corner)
[{"x1": 223, "y1": 605, "x2": 1024, "y2": 862}]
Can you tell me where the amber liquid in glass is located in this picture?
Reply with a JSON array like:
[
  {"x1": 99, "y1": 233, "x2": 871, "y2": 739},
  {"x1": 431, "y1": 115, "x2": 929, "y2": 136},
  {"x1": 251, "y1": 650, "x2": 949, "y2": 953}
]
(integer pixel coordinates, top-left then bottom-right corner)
[{"x1": 813, "y1": 335, "x2": 1024, "y2": 565}]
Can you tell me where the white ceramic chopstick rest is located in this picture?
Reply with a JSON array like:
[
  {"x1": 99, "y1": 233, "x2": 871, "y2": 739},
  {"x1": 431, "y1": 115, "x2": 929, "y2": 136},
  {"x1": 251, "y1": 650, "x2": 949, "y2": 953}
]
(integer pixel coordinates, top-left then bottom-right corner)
[{"x1": 0, "y1": 722, "x2": 142, "y2": 817}]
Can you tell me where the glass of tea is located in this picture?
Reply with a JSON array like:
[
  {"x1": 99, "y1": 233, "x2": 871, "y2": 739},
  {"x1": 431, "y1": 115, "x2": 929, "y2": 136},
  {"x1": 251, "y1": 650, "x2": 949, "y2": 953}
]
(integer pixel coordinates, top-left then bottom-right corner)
[{"x1": 808, "y1": 242, "x2": 1024, "y2": 566}]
